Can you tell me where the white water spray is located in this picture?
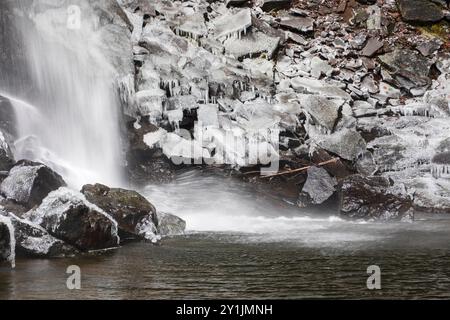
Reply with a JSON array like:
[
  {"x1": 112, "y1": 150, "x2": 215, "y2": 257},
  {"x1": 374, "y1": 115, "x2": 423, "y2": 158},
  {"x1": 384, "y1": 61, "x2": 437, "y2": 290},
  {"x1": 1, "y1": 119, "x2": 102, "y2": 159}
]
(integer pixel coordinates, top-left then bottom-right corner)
[{"x1": 1, "y1": 1, "x2": 124, "y2": 188}]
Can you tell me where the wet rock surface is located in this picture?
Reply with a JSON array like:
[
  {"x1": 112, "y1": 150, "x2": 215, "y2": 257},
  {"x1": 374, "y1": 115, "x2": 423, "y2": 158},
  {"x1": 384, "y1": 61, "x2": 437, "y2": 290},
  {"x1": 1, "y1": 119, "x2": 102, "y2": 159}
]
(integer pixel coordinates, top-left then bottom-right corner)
[
  {"x1": 156, "y1": 212, "x2": 186, "y2": 237},
  {"x1": 81, "y1": 183, "x2": 160, "y2": 243},
  {"x1": 340, "y1": 175, "x2": 414, "y2": 221}
]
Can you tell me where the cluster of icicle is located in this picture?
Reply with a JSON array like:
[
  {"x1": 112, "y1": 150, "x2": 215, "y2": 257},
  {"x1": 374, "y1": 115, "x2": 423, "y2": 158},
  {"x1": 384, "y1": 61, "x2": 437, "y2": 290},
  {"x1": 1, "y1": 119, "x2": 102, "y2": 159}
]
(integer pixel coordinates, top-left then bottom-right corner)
[
  {"x1": 431, "y1": 164, "x2": 450, "y2": 179},
  {"x1": 0, "y1": 214, "x2": 16, "y2": 268}
]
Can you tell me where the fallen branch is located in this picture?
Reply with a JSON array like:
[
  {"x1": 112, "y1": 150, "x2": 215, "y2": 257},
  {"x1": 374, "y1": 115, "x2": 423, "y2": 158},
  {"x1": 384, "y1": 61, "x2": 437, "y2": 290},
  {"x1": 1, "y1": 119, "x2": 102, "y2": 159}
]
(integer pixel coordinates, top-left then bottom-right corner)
[{"x1": 244, "y1": 158, "x2": 340, "y2": 179}]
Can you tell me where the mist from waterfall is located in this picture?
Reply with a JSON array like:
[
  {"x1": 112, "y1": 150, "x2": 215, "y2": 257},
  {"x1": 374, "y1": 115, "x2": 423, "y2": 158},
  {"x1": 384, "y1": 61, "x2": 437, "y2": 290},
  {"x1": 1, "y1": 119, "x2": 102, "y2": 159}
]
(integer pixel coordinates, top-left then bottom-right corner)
[{"x1": 0, "y1": 0, "x2": 124, "y2": 188}]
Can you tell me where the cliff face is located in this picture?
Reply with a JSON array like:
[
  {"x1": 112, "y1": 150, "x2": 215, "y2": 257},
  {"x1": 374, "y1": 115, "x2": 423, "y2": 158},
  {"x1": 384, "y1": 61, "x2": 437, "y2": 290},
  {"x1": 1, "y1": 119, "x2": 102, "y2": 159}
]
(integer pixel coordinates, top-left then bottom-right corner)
[{"x1": 115, "y1": 0, "x2": 450, "y2": 215}]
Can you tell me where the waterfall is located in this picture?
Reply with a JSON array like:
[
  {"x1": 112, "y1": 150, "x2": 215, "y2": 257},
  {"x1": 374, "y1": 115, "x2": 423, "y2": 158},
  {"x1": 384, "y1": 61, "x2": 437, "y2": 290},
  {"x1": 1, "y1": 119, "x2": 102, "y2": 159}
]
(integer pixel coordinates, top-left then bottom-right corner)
[{"x1": 0, "y1": 0, "x2": 124, "y2": 188}]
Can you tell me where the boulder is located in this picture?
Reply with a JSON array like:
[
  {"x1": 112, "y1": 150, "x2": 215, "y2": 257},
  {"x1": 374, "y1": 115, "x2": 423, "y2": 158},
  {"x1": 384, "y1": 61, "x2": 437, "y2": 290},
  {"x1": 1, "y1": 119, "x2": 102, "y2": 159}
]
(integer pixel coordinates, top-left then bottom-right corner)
[
  {"x1": 261, "y1": 0, "x2": 293, "y2": 11},
  {"x1": 0, "y1": 214, "x2": 14, "y2": 266},
  {"x1": 339, "y1": 175, "x2": 414, "y2": 221},
  {"x1": 81, "y1": 183, "x2": 160, "y2": 243},
  {"x1": 298, "y1": 167, "x2": 337, "y2": 207},
  {"x1": 302, "y1": 96, "x2": 340, "y2": 133},
  {"x1": 397, "y1": 0, "x2": 444, "y2": 23},
  {"x1": 0, "y1": 160, "x2": 66, "y2": 210},
  {"x1": 7, "y1": 213, "x2": 77, "y2": 258},
  {"x1": 156, "y1": 212, "x2": 186, "y2": 237},
  {"x1": 25, "y1": 188, "x2": 120, "y2": 251},
  {"x1": 378, "y1": 49, "x2": 434, "y2": 90}
]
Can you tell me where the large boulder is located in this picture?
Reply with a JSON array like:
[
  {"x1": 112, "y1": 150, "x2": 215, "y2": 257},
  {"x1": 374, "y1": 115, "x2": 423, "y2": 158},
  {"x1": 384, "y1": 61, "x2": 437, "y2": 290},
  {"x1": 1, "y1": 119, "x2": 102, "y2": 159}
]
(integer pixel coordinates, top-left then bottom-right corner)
[
  {"x1": 81, "y1": 183, "x2": 160, "y2": 243},
  {"x1": 0, "y1": 160, "x2": 66, "y2": 210},
  {"x1": 0, "y1": 215, "x2": 15, "y2": 267},
  {"x1": 6, "y1": 213, "x2": 77, "y2": 258},
  {"x1": 25, "y1": 188, "x2": 120, "y2": 251},
  {"x1": 397, "y1": 0, "x2": 444, "y2": 24},
  {"x1": 156, "y1": 212, "x2": 186, "y2": 237},
  {"x1": 339, "y1": 175, "x2": 414, "y2": 221}
]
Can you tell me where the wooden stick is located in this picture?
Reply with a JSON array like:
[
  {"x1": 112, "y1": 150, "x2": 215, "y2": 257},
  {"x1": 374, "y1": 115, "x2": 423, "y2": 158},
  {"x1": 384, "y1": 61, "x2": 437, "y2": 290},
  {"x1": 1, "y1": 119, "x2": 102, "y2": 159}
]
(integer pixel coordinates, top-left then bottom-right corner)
[{"x1": 247, "y1": 158, "x2": 339, "y2": 179}]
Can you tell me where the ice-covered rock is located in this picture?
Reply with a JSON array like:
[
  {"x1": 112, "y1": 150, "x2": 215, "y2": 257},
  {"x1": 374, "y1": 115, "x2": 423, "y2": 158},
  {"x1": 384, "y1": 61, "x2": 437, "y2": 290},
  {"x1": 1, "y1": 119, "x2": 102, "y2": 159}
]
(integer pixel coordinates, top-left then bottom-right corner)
[
  {"x1": 298, "y1": 167, "x2": 337, "y2": 207},
  {"x1": 25, "y1": 188, "x2": 120, "y2": 251},
  {"x1": 224, "y1": 31, "x2": 280, "y2": 59},
  {"x1": 309, "y1": 128, "x2": 367, "y2": 161},
  {"x1": 81, "y1": 183, "x2": 160, "y2": 243},
  {"x1": 211, "y1": 8, "x2": 252, "y2": 40},
  {"x1": 301, "y1": 96, "x2": 341, "y2": 133},
  {"x1": 156, "y1": 212, "x2": 186, "y2": 237},
  {"x1": 340, "y1": 175, "x2": 414, "y2": 221},
  {"x1": 291, "y1": 77, "x2": 351, "y2": 100},
  {"x1": 6, "y1": 213, "x2": 77, "y2": 258},
  {"x1": 0, "y1": 160, "x2": 66, "y2": 210}
]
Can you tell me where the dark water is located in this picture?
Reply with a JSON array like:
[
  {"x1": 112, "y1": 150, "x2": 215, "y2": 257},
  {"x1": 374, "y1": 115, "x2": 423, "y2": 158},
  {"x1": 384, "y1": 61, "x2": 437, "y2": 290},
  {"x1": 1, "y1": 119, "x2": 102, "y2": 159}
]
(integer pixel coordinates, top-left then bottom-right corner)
[
  {"x1": 1, "y1": 225, "x2": 450, "y2": 300},
  {"x1": 1, "y1": 171, "x2": 450, "y2": 299}
]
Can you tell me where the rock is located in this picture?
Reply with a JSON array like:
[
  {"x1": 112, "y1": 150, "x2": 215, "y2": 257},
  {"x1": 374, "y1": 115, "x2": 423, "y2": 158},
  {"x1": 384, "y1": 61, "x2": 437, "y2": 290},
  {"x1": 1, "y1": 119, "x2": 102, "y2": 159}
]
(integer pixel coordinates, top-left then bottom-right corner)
[
  {"x1": 379, "y1": 49, "x2": 434, "y2": 90},
  {"x1": 313, "y1": 129, "x2": 367, "y2": 161},
  {"x1": 25, "y1": 188, "x2": 120, "y2": 251},
  {"x1": 156, "y1": 212, "x2": 186, "y2": 237},
  {"x1": 211, "y1": 8, "x2": 252, "y2": 40},
  {"x1": 311, "y1": 149, "x2": 353, "y2": 179},
  {"x1": 81, "y1": 183, "x2": 160, "y2": 243},
  {"x1": 310, "y1": 57, "x2": 332, "y2": 78},
  {"x1": 302, "y1": 96, "x2": 340, "y2": 132},
  {"x1": 261, "y1": 0, "x2": 293, "y2": 11},
  {"x1": 397, "y1": 0, "x2": 444, "y2": 23},
  {"x1": 0, "y1": 160, "x2": 66, "y2": 210},
  {"x1": 416, "y1": 39, "x2": 442, "y2": 57},
  {"x1": 126, "y1": 117, "x2": 175, "y2": 185},
  {"x1": 0, "y1": 215, "x2": 14, "y2": 266},
  {"x1": 298, "y1": 167, "x2": 337, "y2": 206},
  {"x1": 0, "y1": 130, "x2": 14, "y2": 172},
  {"x1": 361, "y1": 37, "x2": 384, "y2": 57},
  {"x1": 278, "y1": 16, "x2": 314, "y2": 34},
  {"x1": 6, "y1": 213, "x2": 77, "y2": 258},
  {"x1": 224, "y1": 31, "x2": 280, "y2": 60},
  {"x1": 340, "y1": 175, "x2": 414, "y2": 221},
  {"x1": 226, "y1": 0, "x2": 250, "y2": 7}
]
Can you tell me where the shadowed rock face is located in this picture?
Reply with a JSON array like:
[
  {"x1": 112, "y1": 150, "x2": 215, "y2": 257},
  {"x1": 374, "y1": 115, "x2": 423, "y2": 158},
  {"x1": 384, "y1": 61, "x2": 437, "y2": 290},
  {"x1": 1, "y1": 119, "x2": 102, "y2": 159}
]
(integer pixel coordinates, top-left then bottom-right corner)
[
  {"x1": 81, "y1": 183, "x2": 159, "y2": 242},
  {"x1": 340, "y1": 175, "x2": 414, "y2": 221},
  {"x1": 397, "y1": 0, "x2": 444, "y2": 23},
  {"x1": 0, "y1": 217, "x2": 13, "y2": 263}
]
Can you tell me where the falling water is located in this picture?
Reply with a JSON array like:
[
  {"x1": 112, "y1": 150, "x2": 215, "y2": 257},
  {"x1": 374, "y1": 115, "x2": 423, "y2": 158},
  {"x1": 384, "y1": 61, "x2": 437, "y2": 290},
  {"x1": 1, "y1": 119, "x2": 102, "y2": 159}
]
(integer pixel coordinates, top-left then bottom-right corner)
[{"x1": 0, "y1": 0, "x2": 123, "y2": 188}]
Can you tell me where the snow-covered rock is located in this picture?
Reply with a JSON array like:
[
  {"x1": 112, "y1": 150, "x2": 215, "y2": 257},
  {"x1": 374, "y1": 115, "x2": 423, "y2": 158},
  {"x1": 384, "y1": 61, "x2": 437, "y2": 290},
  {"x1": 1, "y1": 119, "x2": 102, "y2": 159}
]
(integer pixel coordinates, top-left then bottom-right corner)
[
  {"x1": 0, "y1": 160, "x2": 66, "y2": 210},
  {"x1": 25, "y1": 188, "x2": 120, "y2": 251},
  {"x1": 7, "y1": 213, "x2": 77, "y2": 258}
]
